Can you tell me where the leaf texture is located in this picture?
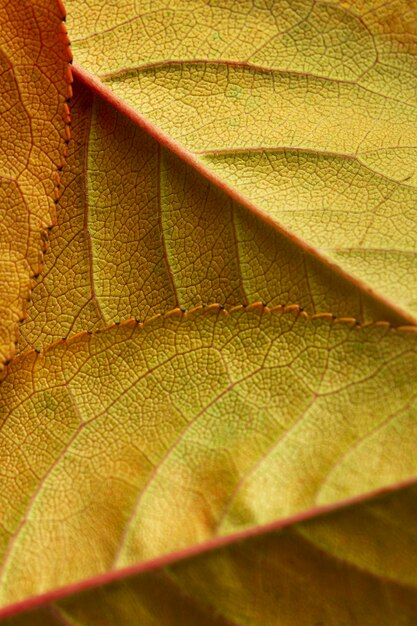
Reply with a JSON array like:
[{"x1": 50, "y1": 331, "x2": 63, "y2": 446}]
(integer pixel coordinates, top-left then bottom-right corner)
[
  {"x1": 63, "y1": 0, "x2": 417, "y2": 319},
  {"x1": 58, "y1": 485, "x2": 417, "y2": 626},
  {"x1": 2, "y1": 484, "x2": 417, "y2": 625},
  {"x1": 2, "y1": 1, "x2": 417, "y2": 622},
  {"x1": 17, "y1": 75, "x2": 411, "y2": 354},
  {"x1": 1, "y1": 305, "x2": 417, "y2": 611},
  {"x1": 0, "y1": 0, "x2": 71, "y2": 365}
]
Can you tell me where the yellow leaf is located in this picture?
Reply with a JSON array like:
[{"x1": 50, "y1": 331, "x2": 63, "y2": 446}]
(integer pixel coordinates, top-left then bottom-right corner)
[
  {"x1": 1, "y1": 306, "x2": 417, "y2": 611},
  {"x1": 0, "y1": 0, "x2": 71, "y2": 366},
  {"x1": 4, "y1": 2, "x2": 417, "y2": 621},
  {"x1": 4, "y1": 486, "x2": 417, "y2": 625},
  {"x1": 17, "y1": 75, "x2": 410, "y2": 353},
  {"x1": 64, "y1": 0, "x2": 417, "y2": 319}
]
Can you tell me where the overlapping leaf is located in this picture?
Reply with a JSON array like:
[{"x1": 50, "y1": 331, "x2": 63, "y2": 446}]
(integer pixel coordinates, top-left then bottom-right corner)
[
  {"x1": 0, "y1": 0, "x2": 70, "y2": 366},
  {"x1": 2, "y1": 0, "x2": 417, "y2": 622},
  {"x1": 63, "y1": 0, "x2": 417, "y2": 319},
  {"x1": 17, "y1": 75, "x2": 409, "y2": 354},
  {"x1": 2, "y1": 305, "x2": 417, "y2": 614},
  {"x1": 2, "y1": 483, "x2": 417, "y2": 625}
]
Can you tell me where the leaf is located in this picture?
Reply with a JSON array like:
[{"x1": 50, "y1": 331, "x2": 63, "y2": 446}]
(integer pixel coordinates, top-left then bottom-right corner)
[
  {"x1": 1, "y1": 305, "x2": 417, "y2": 614},
  {"x1": 64, "y1": 0, "x2": 417, "y2": 319},
  {"x1": 2, "y1": 1, "x2": 417, "y2": 622},
  {"x1": 2, "y1": 484, "x2": 417, "y2": 625},
  {"x1": 17, "y1": 74, "x2": 410, "y2": 354},
  {"x1": 0, "y1": 0, "x2": 71, "y2": 365}
]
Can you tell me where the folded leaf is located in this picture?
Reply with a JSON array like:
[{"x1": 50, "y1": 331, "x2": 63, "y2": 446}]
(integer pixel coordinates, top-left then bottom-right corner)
[
  {"x1": 0, "y1": 0, "x2": 71, "y2": 365},
  {"x1": 2, "y1": 305, "x2": 417, "y2": 610},
  {"x1": 64, "y1": 0, "x2": 417, "y2": 319}
]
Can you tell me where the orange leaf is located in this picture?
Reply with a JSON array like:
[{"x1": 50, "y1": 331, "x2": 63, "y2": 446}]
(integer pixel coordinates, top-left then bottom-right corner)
[{"x1": 0, "y1": 0, "x2": 71, "y2": 366}]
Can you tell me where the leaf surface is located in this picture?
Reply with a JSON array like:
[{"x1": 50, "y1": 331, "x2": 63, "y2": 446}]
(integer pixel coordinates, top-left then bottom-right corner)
[
  {"x1": 2, "y1": 305, "x2": 417, "y2": 612},
  {"x1": 17, "y1": 73, "x2": 411, "y2": 354},
  {"x1": 49, "y1": 485, "x2": 417, "y2": 626},
  {"x1": 3, "y1": 1, "x2": 417, "y2": 622},
  {"x1": 0, "y1": 0, "x2": 71, "y2": 365},
  {"x1": 62, "y1": 0, "x2": 417, "y2": 319}
]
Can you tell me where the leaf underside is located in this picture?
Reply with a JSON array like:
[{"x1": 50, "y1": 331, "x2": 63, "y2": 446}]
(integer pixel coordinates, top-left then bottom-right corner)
[
  {"x1": 17, "y1": 76, "x2": 409, "y2": 356},
  {"x1": 2, "y1": 306, "x2": 417, "y2": 618},
  {"x1": 2, "y1": 0, "x2": 417, "y2": 622},
  {"x1": 66, "y1": 0, "x2": 417, "y2": 319},
  {"x1": 0, "y1": 0, "x2": 70, "y2": 366}
]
